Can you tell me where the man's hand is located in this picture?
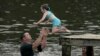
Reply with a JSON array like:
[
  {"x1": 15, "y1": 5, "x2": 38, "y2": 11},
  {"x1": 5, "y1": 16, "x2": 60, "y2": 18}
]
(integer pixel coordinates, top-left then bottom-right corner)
[{"x1": 40, "y1": 28, "x2": 49, "y2": 37}]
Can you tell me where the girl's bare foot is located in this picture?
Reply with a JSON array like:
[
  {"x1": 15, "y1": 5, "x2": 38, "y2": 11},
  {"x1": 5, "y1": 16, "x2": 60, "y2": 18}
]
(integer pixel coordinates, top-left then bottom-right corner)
[
  {"x1": 60, "y1": 26, "x2": 71, "y2": 33},
  {"x1": 40, "y1": 27, "x2": 49, "y2": 36}
]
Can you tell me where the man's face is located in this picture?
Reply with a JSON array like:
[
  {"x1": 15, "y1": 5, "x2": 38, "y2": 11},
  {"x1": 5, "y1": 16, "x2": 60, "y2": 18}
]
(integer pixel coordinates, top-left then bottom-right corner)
[{"x1": 23, "y1": 32, "x2": 32, "y2": 42}]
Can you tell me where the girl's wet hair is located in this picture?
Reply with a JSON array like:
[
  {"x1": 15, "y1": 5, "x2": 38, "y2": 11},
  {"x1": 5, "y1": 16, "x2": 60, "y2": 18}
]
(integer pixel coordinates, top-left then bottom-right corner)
[{"x1": 41, "y1": 4, "x2": 50, "y2": 11}]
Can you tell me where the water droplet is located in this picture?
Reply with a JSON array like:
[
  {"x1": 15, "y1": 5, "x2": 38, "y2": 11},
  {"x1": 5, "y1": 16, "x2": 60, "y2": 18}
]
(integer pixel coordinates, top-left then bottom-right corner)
[
  {"x1": 0, "y1": 18, "x2": 4, "y2": 21},
  {"x1": 5, "y1": 11, "x2": 10, "y2": 13},
  {"x1": 79, "y1": 27, "x2": 84, "y2": 29},
  {"x1": 86, "y1": 10, "x2": 91, "y2": 13},
  {"x1": 34, "y1": 11, "x2": 38, "y2": 13},
  {"x1": 61, "y1": 20, "x2": 67, "y2": 22},
  {"x1": 83, "y1": 7, "x2": 87, "y2": 9},
  {"x1": 12, "y1": 20, "x2": 16, "y2": 22},
  {"x1": 13, "y1": 23, "x2": 24, "y2": 26},
  {"x1": 22, "y1": 17, "x2": 26, "y2": 19},
  {"x1": 24, "y1": 29, "x2": 30, "y2": 31},
  {"x1": 0, "y1": 29, "x2": 8, "y2": 31},
  {"x1": 84, "y1": 21, "x2": 93, "y2": 25},
  {"x1": 20, "y1": 4, "x2": 26, "y2": 6},
  {"x1": 29, "y1": 19, "x2": 34, "y2": 22},
  {"x1": 65, "y1": 11, "x2": 70, "y2": 13}
]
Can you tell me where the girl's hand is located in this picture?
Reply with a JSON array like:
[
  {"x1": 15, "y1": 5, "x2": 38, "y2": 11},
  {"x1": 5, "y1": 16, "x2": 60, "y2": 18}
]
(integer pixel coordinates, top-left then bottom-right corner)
[
  {"x1": 34, "y1": 22, "x2": 39, "y2": 25},
  {"x1": 33, "y1": 22, "x2": 39, "y2": 27}
]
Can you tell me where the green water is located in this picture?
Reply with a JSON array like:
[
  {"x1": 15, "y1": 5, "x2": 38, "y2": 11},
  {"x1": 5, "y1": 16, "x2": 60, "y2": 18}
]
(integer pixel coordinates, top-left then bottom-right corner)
[{"x1": 0, "y1": 0, "x2": 100, "y2": 56}]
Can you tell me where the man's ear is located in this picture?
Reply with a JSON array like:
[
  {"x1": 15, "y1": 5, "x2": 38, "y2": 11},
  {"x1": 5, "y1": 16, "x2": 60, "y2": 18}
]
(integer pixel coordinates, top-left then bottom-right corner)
[{"x1": 23, "y1": 37, "x2": 26, "y2": 41}]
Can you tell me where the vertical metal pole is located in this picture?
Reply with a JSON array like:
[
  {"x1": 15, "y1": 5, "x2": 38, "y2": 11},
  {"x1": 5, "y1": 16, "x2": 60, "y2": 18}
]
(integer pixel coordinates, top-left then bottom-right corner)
[{"x1": 62, "y1": 45, "x2": 71, "y2": 56}]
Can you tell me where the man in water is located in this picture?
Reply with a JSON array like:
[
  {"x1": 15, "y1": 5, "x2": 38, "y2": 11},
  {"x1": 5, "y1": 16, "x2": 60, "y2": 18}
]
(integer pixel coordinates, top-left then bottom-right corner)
[{"x1": 20, "y1": 28, "x2": 49, "y2": 56}]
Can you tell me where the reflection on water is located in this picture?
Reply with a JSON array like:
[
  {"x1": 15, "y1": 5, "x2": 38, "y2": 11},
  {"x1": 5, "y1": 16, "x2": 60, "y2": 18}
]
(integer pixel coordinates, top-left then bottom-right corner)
[
  {"x1": 0, "y1": 18, "x2": 100, "y2": 56},
  {"x1": 0, "y1": 42, "x2": 20, "y2": 56},
  {"x1": 0, "y1": 22, "x2": 100, "y2": 56},
  {"x1": 0, "y1": 42, "x2": 62, "y2": 56},
  {"x1": 1, "y1": 37, "x2": 100, "y2": 56},
  {"x1": 0, "y1": 13, "x2": 100, "y2": 56}
]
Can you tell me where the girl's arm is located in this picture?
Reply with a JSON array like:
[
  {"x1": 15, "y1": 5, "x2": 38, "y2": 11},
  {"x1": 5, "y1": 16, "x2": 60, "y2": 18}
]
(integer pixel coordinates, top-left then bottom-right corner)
[{"x1": 36, "y1": 12, "x2": 48, "y2": 24}]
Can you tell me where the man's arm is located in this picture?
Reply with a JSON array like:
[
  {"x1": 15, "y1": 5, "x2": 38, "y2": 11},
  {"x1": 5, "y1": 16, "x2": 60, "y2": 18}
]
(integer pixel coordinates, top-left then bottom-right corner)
[
  {"x1": 32, "y1": 28, "x2": 48, "y2": 49},
  {"x1": 32, "y1": 34, "x2": 43, "y2": 49}
]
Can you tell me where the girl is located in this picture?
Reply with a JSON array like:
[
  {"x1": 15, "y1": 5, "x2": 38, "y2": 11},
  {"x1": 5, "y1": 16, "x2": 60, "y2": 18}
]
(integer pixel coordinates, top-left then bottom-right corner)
[{"x1": 36, "y1": 4, "x2": 70, "y2": 34}]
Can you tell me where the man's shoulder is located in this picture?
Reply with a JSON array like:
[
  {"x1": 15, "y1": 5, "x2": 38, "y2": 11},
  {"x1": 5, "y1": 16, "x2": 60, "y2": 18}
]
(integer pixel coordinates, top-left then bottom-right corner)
[{"x1": 21, "y1": 43, "x2": 32, "y2": 48}]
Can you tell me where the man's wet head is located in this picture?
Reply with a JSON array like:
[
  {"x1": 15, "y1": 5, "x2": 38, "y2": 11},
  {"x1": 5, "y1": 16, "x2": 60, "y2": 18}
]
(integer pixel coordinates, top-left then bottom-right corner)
[{"x1": 21, "y1": 32, "x2": 32, "y2": 43}]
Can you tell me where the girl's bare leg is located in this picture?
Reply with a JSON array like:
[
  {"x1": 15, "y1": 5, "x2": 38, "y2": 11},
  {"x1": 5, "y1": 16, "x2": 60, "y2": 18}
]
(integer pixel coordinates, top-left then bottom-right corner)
[
  {"x1": 60, "y1": 26, "x2": 71, "y2": 32},
  {"x1": 51, "y1": 26, "x2": 70, "y2": 34},
  {"x1": 32, "y1": 28, "x2": 48, "y2": 49},
  {"x1": 41, "y1": 27, "x2": 49, "y2": 49},
  {"x1": 52, "y1": 27, "x2": 60, "y2": 34}
]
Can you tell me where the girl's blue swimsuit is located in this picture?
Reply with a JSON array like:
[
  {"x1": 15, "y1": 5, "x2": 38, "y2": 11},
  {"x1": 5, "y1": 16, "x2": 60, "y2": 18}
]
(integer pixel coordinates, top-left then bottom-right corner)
[{"x1": 46, "y1": 11, "x2": 61, "y2": 27}]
